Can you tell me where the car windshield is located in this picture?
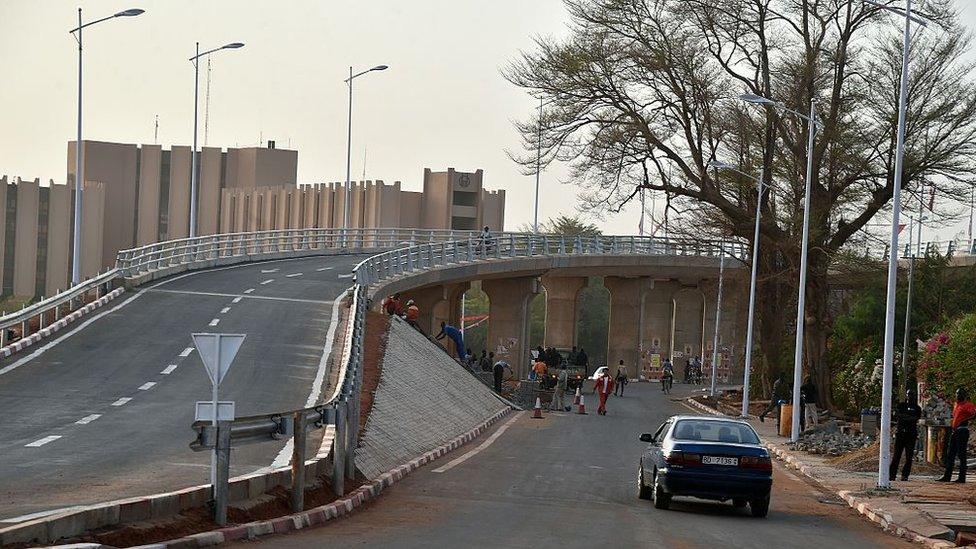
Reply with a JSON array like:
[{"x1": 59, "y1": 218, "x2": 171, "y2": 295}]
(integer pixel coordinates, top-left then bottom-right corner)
[{"x1": 671, "y1": 419, "x2": 760, "y2": 444}]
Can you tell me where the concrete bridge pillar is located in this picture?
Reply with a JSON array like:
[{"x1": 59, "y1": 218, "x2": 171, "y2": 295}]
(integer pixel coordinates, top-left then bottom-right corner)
[
  {"x1": 541, "y1": 276, "x2": 587, "y2": 350},
  {"x1": 604, "y1": 276, "x2": 651, "y2": 374},
  {"x1": 639, "y1": 280, "x2": 677, "y2": 379},
  {"x1": 702, "y1": 277, "x2": 746, "y2": 384},
  {"x1": 669, "y1": 286, "x2": 705, "y2": 366},
  {"x1": 483, "y1": 276, "x2": 540, "y2": 378}
]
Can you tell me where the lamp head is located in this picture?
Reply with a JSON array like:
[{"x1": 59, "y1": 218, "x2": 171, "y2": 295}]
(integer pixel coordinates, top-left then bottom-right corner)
[
  {"x1": 707, "y1": 160, "x2": 732, "y2": 170},
  {"x1": 739, "y1": 93, "x2": 776, "y2": 105},
  {"x1": 114, "y1": 8, "x2": 145, "y2": 17},
  {"x1": 223, "y1": 42, "x2": 245, "y2": 49},
  {"x1": 371, "y1": 65, "x2": 389, "y2": 71}
]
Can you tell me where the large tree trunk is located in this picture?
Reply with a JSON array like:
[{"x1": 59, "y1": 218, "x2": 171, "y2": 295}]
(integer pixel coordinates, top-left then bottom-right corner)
[
  {"x1": 756, "y1": 247, "x2": 790, "y2": 398},
  {"x1": 804, "y1": 250, "x2": 836, "y2": 411}
]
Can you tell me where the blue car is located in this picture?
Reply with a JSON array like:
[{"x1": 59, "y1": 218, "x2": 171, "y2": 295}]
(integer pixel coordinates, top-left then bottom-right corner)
[{"x1": 637, "y1": 415, "x2": 773, "y2": 517}]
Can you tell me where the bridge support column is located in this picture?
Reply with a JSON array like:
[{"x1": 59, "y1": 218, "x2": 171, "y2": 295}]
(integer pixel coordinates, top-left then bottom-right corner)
[
  {"x1": 604, "y1": 276, "x2": 651, "y2": 375},
  {"x1": 483, "y1": 276, "x2": 540, "y2": 378},
  {"x1": 541, "y1": 276, "x2": 586, "y2": 350},
  {"x1": 639, "y1": 280, "x2": 677, "y2": 379}
]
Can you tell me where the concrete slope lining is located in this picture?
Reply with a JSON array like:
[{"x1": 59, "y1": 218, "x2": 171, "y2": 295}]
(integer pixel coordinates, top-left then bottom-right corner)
[{"x1": 356, "y1": 316, "x2": 508, "y2": 479}]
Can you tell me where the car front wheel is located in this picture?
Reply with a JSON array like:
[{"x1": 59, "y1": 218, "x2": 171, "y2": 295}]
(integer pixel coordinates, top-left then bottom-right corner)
[
  {"x1": 750, "y1": 495, "x2": 770, "y2": 518},
  {"x1": 652, "y1": 471, "x2": 671, "y2": 510},
  {"x1": 637, "y1": 465, "x2": 652, "y2": 500}
]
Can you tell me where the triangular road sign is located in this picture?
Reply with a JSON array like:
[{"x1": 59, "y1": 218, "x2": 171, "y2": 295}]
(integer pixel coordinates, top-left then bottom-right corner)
[{"x1": 192, "y1": 333, "x2": 246, "y2": 387}]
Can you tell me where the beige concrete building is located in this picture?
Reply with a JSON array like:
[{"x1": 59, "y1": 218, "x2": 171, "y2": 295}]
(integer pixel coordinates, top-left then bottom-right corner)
[{"x1": 1, "y1": 141, "x2": 505, "y2": 299}]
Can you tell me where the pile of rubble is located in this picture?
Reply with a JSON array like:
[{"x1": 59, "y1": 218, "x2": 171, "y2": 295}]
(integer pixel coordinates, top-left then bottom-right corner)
[{"x1": 790, "y1": 420, "x2": 874, "y2": 456}]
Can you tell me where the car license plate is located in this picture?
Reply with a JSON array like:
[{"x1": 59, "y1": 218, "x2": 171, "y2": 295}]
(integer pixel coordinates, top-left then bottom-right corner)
[{"x1": 702, "y1": 456, "x2": 738, "y2": 466}]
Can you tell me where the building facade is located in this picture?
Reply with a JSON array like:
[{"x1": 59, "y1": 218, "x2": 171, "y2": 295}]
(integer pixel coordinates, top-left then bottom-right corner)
[{"x1": 0, "y1": 141, "x2": 505, "y2": 299}]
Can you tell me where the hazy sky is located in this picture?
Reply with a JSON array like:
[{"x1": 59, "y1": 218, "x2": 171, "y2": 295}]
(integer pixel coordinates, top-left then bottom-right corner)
[{"x1": 1, "y1": 1, "x2": 975, "y2": 239}]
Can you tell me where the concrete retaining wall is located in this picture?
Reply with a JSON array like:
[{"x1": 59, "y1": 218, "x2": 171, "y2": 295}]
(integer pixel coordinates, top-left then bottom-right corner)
[{"x1": 356, "y1": 316, "x2": 509, "y2": 479}]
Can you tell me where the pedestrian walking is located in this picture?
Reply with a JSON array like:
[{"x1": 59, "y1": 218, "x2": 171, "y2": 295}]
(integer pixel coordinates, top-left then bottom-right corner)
[
  {"x1": 890, "y1": 389, "x2": 922, "y2": 481},
  {"x1": 593, "y1": 370, "x2": 616, "y2": 416},
  {"x1": 661, "y1": 360, "x2": 674, "y2": 394},
  {"x1": 937, "y1": 387, "x2": 976, "y2": 483},
  {"x1": 759, "y1": 373, "x2": 787, "y2": 424},
  {"x1": 435, "y1": 321, "x2": 465, "y2": 360},
  {"x1": 800, "y1": 376, "x2": 819, "y2": 430},
  {"x1": 550, "y1": 364, "x2": 569, "y2": 412},
  {"x1": 614, "y1": 360, "x2": 628, "y2": 396},
  {"x1": 492, "y1": 356, "x2": 508, "y2": 393}
]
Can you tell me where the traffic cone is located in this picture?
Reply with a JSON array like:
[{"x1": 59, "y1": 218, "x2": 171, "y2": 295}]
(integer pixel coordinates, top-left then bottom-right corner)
[
  {"x1": 577, "y1": 395, "x2": 587, "y2": 415},
  {"x1": 532, "y1": 397, "x2": 544, "y2": 419},
  {"x1": 573, "y1": 387, "x2": 581, "y2": 406}
]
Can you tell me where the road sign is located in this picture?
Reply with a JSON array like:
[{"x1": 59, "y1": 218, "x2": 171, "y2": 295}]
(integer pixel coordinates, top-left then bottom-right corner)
[
  {"x1": 192, "y1": 333, "x2": 246, "y2": 387},
  {"x1": 195, "y1": 401, "x2": 236, "y2": 422}
]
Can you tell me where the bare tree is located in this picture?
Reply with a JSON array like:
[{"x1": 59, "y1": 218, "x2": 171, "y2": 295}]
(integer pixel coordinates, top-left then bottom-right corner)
[{"x1": 506, "y1": 0, "x2": 976, "y2": 406}]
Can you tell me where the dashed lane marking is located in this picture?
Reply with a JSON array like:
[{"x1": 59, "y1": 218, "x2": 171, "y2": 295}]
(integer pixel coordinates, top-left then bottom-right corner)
[
  {"x1": 432, "y1": 412, "x2": 523, "y2": 473},
  {"x1": 243, "y1": 289, "x2": 255, "y2": 294},
  {"x1": 260, "y1": 279, "x2": 274, "y2": 285},
  {"x1": 285, "y1": 273, "x2": 303, "y2": 278},
  {"x1": 261, "y1": 269, "x2": 279, "y2": 273},
  {"x1": 220, "y1": 307, "x2": 231, "y2": 314},
  {"x1": 25, "y1": 435, "x2": 61, "y2": 448},
  {"x1": 161, "y1": 364, "x2": 178, "y2": 375},
  {"x1": 316, "y1": 267, "x2": 332, "y2": 272},
  {"x1": 179, "y1": 347, "x2": 194, "y2": 357},
  {"x1": 75, "y1": 414, "x2": 101, "y2": 425},
  {"x1": 138, "y1": 382, "x2": 156, "y2": 391},
  {"x1": 209, "y1": 318, "x2": 220, "y2": 327},
  {"x1": 111, "y1": 398, "x2": 132, "y2": 407},
  {"x1": 337, "y1": 273, "x2": 353, "y2": 279},
  {"x1": 232, "y1": 296, "x2": 243, "y2": 303}
]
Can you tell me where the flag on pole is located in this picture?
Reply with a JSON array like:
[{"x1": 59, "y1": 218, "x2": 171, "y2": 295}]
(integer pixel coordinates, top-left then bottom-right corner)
[{"x1": 927, "y1": 184, "x2": 936, "y2": 212}]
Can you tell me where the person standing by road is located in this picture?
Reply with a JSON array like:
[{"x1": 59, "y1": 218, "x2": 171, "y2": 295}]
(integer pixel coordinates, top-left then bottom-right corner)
[
  {"x1": 614, "y1": 360, "x2": 628, "y2": 396},
  {"x1": 800, "y1": 376, "x2": 819, "y2": 430},
  {"x1": 435, "y1": 321, "x2": 465, "y2": 360},
  {"x1": 890, "y1": 388, "x2": 922, "y2": 481},
  {"x1": 937, "y1": 387, "x2": 975, "y2": 483},
  {"x1": 593, "y1": 370, "x2": 616, "y2": 416},
  {"x1": 661, "y1": 360, "x2": 674, "y2": 394},
  {"x1": 576, "y1": 347, "x2": 589, "y2": 374},
  {"x1": 492, "y1": 355, "x2": 507, "y2": 393},
  {"x1": 532, "y1": 357, "x2": 548, "y2": 382},
  {"x1": 550, "y1": 364, "x2": 569, "y2": 412},
  {"x1": 759, "y1": 373, "x2": 787, "y2": 424}
]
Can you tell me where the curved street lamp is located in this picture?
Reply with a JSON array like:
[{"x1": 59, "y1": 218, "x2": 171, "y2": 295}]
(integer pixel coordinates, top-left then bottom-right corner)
[{"x1": 343, "y1": 65, "x2": 389, "y2": 230}]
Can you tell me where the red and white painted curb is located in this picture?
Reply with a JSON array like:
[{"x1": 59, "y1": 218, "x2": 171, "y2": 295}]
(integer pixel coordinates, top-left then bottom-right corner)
[
  {"x1": 684, "y1": 397, "x2": 955, "y2": 548},
  {"x1": 0, "y1": 288, "x2": 125, "y2": 359},
  {"x1": 131, "y1": 406, "x2": 515, "y2": 548}
]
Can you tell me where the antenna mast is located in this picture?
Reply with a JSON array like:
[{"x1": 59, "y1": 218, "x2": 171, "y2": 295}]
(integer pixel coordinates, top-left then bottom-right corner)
[{"x1": 204, "y1": 58, "x2": 212, "y2": 146}]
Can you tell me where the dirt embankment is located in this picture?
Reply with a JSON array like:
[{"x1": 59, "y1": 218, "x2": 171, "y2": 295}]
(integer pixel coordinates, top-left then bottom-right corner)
[{"x1": 359, "y1": 311, "x2": 390, "y2": 435}]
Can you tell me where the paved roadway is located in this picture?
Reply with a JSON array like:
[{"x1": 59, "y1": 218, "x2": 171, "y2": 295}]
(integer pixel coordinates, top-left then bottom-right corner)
[
  {"x1": 234, "y1": 383, "x2": 910, "y2": 549},
  {"x1": 0, "y1": 254, "x2": 367, "y2": 522}
]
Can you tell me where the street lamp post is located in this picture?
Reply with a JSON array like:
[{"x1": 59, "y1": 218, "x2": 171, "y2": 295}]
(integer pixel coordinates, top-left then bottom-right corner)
[
  {"x1": 708, "y1": 160, "x2": 766, "y2": 417},
  {"x1": 864, "y1": 0, "x2": 926, "y2": 490},
  {"x1": 69, "y1": 7, "x2": 145, "y2": 285},
  {"x1": 709, "y1": 243, "x2": 726, "y2": 397},
  {"x1": 535, "y1": 97, "x2": 543, "y2": 233},
  {"x1": 740, "y1": 93, "x2": 819, "y2": 443},
  {"x1": 189, "y1": 41, "x2": 244, "y2": 238},
  {"x1": 901, "y1": 191, "x2": 924, "y2": 394},
  {"x1": 343, "y1": 65, "x2": 388, "y2": 230}
]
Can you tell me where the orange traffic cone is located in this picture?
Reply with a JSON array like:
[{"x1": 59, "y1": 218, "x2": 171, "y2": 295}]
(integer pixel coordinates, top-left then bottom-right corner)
[
  {"x1": 532, "y1": 397, "x2": 544, "y2": 419},
  {"x1": 573, "y1": 387, "x2": 581, "y2": 406},
  {"x1": 577, "y1": 394, "x2": 587, "y2": 415}
]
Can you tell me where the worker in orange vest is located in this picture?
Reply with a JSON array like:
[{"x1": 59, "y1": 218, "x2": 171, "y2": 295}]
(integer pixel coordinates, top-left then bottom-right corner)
[
  {"x1": 593, "y1": 370, "x2": 616, "y2": 416},
  {"x1": 404, "y1": 300, "x2": 420, "y2": 330}
]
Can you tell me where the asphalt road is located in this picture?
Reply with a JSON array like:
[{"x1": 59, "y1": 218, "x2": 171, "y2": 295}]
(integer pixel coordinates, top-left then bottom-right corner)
[
  {"x1": 0, "y1": 254, "x2": 368, "y2": 522},
  {"x1": 232, "y1": 383, "x2": 910, "y2": 549}
]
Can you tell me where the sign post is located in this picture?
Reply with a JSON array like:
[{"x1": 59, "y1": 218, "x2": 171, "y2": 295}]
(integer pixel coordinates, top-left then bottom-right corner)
[{"x1": 192, "y1": 333, "x2": 246, "y2": 490}]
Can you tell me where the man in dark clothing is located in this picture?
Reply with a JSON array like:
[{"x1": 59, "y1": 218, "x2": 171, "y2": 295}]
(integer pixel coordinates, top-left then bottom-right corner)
[
  {"x1": 492, "y1": 356, "x2": 508, "y2": 393},
  {"x1": 759, "y1": 373, "x2": 787, "y2": 424},
  {"x1": 938, "y1": 387, "x2": 976, "y2": 483},
  {"x1": 568, "y1": 346, "x2": 579, "y2": 365},
  {"x1": 478, "y1": 349, "x2": 491, "y2": 372},
  {"x1": 576, "y1": 348, "x2": 589, "y2": 374},
  {"x1": 800, "y1": 376, "x2": 818, "y2": 431},
  {"x1": 683, "y1": 359, "x2": 691, "y2": 384},
  {"x1": 890, "y1": 389, "x2": 922, "y2": 481}
]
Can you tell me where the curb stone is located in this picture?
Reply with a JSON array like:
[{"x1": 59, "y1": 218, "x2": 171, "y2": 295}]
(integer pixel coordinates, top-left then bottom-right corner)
[
  {"x1": 683, "y1": 397, "x2": 956, "y2": 548},
  {"x1": 130, "y1": 407, "x2": 515, "y2": 548}
]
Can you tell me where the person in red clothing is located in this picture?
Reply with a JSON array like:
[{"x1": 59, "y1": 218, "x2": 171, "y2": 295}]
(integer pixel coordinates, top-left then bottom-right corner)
[
  {"x1": 404, "y1": 300, "x2": 421, "y2": 331},
  {"x1": 593, "y1": 370, "x2": 616, "y2": 416},
  {"x1": 382, "y1": 293, "x2": 402, "y2": 316},
  {"x1": 937, "y1": 387, "x2": 975, "y2": 483}
]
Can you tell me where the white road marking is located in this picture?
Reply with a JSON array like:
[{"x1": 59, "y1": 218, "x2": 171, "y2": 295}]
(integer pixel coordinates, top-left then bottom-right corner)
[
  {"x1": 149, "y1": 288, "x2": 332, "y2": 305},
  {"x1": 138, "y1": 382, "x2": 156, "y2": 391},
  {"x1": 261, "y1": 269, "x2": 279, "y2": 273},
  {"x1": 232, "y1": 296, "x2": 243, "y2": 303},
  {"x1": 269, "y1": 288, "x2": 349, "y2": 470},
  {"x1": 285, "y1": 273, "x2": 303, "y2": 278},
  {"x1": 75, "y1": 414, "x2": 101, "y2": 425},
  {"x1": 25, "y1": 435, "x2": 62, "y2": 448},
  {"x1": 220, "y1": 307, "x2": 231, "y2": 314},
  {"x1": 316, "y1": 267, "x2": 332, "y2": 272},
  {"x1": 161, "y1": 364, "x2": 178, "y2": 375},
  {"x1": 111, "y1": 397, "x2": 132, "y2": 406},
  {"x1": 432, "y1": 412, "x2": 521, "y2": 473},
  {"x1": 337, "y1": 273, "x2": 353, "y2": 279},
  {"x1": 179, "y1": 347, "x2": 194, "y2": 357},
  {"x1": 209, "y1": 318, "x2": 220, "y2": 327},
  {"x1": 260, "y1": 279, "x2": 274, "y2": 285},
  {"x1": 0, "y1": 506, "x2": 87, "y2": 524},
  {"x1": 244, "y1": 288, "x2": 255, "y2": 294}
]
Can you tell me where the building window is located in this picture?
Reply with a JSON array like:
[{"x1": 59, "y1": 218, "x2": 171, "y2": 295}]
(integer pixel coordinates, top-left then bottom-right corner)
[
  {"x1": 452, "y1": 190, "x2": 478, "y2": 207},
  {"x1": 451, "y1": 216, "x2": 477, "y2": 231}
]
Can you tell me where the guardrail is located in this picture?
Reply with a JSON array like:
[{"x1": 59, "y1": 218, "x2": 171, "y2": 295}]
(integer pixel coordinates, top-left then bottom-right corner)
[{"x1": 0, "y1": 268, "x2": 118, "y2": 348}]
